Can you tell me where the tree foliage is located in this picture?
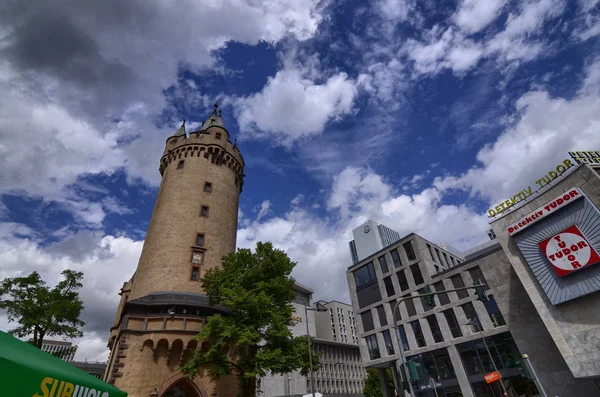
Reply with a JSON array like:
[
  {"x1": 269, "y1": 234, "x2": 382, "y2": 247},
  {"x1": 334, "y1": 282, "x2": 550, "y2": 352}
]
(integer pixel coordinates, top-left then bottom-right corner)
[
  {"x1": 0, "y1": 270, "x2": 85, "y2": 348},
  {"x1": 363, "y1": 368, "x2": 395, "y2": 397},
  {"x1": 180, "y1": 242, "x2": 320, "y2": 397}
]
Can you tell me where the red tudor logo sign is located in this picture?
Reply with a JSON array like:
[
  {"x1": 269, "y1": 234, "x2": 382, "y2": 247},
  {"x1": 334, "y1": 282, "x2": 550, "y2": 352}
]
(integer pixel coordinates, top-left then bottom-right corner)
[{"x1": 539, "y1": 225, "x2": 600, "y2": 277}]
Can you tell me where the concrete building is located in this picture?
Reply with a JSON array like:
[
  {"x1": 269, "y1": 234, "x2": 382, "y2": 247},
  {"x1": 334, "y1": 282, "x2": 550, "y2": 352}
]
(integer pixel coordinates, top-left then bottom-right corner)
[
  {"x1": 258, "y1": 284, "x2": 366, "y2": 397},
  {"x1": 71, "y1": 361, "x2": 107, "y2": 379},
  {"x1": 346, "y1": 160, "x2": 600, "y2": 397},
  {"x1": 104, "y1": 103, "x2": 244, "y2": 397},
  {"x1": 315, "y1": 300, "x2": 359, "y2": 345},
  {"x1": 32, "y1": 339, "x2": 77, "y2": 362},
  {"x1": 349, "y1": 220, "x2": 402, "y2": 263}
]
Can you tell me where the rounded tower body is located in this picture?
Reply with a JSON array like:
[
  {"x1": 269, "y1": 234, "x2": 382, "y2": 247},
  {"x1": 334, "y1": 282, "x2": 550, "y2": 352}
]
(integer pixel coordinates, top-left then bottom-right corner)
[
  {"x1": 129, "y1": 104, "x2": 244, "y2": 300},
  {"x1": 105, "y1": 104, "x2": 244, "y2": 397}
]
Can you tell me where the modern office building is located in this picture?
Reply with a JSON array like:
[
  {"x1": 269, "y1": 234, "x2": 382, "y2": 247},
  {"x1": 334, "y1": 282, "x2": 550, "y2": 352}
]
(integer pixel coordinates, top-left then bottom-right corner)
[
  {"x1": 31, "y1": 339, "x2": 77, "y2": 362},
  {"x1": 257, "y1": 283, "x2": 366, "y2": 397},
  {"x1": 349, "y1": 220, "x2": 402, "y2": 263},
  {"x1": 346, "y1": 159, "x2": 600, "y2": 397}
]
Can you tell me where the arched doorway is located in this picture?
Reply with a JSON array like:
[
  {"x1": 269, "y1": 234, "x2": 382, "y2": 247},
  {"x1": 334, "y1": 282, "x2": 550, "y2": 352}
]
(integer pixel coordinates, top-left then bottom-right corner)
[{"x1": 161, "y1": 379, "x2": 202, "y2": 397}]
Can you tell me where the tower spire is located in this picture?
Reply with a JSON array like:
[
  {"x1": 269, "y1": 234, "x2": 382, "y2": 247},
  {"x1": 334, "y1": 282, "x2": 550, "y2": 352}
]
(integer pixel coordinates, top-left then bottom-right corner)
[
  {"x1": 200, "y1": 101, "x2": 224, "y2": 131},
  {"x1": 174, "y1": 119, "x2": 186, "y2": 137}
]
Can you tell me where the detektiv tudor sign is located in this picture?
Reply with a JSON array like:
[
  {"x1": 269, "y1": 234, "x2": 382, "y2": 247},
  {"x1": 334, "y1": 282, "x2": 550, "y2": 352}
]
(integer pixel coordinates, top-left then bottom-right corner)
[
  {"x1": 539, "y1": 225, "x2": 600, "y2": 277},
  {"x1": 507, "y1": 188, "x2": 583, "y2": 236}
]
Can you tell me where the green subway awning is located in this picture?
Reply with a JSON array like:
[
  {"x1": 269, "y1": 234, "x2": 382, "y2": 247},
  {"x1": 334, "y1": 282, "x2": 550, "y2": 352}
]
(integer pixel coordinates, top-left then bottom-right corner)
[{"x1": 0, "y1": 331, "x2": 127, "y2": 397}]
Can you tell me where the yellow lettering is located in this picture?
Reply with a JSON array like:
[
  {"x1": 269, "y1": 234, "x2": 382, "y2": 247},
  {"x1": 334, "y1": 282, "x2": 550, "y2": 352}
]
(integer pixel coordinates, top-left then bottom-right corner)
[
  {"x1": 33, "y1": 377, "x2": 54, "y2": 397},
  {"x1": 495, "y1": 205, "x2": 502, "y2": 213},
  {"x1": 563, "y1": 159, "x2": 573, "y2": 168},
  {"x1": 549, "y1": 170, "x2": 558, "y2": 180},
  {"x1": 56, "y1": 382, "x2": 65, "y2": 397},
  {"x1": 524, "y1": 186, "x2": 532, "y2": 196},
  {"x1": 49, "y1": 380, "x2": 59, "y2": 397},
  {"x1": 488, "y1": 209, "x2": 496, "y2": 217},
  {"x1": 504, "y1": 199, "x2": 512, "y2": 208},
  {"x1": 535, "y1": 179, "x2": 543, "y2": 188},
  {"x1": 61, "y1": 383, "x2": 75, "y2": 397}
]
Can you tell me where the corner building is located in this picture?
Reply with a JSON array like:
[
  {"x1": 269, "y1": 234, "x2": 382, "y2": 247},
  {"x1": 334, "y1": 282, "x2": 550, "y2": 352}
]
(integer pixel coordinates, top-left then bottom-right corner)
[{"x1": 104, "y1": 104, "x2": 245, "y2": 397}]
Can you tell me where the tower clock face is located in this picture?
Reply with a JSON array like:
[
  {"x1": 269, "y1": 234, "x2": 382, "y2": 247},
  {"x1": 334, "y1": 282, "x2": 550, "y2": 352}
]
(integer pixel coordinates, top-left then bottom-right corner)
[{"x1": 364, "y1": 225, "x2": 370, "y2": 233}]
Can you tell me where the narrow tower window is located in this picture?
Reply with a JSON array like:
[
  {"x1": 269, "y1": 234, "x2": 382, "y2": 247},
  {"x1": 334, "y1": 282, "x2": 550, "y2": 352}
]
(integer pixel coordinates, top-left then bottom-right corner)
[
  {"x1": 204, "y1": 182, "x2": 212, "y2": 193},
  {"x1": 177, "y1": 160, "x2": 185, "y2": 169},
  {"x1": 196, "y1": 234, "x2": 205, "y2": 247},
  {"x1": 215, "y1": 132, "x2": 221, "y2": 139},
  {"x1": 191, "y1": 267, "x2": 199, "y2": 281},
  {"x1": 200, "y1": 206, "x2": 209, "y2": 217}
]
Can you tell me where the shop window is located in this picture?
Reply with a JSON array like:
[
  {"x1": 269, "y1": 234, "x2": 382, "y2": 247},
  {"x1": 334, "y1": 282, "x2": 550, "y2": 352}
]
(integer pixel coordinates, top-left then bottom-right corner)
[
  {"x1": 403, "y1": 241, "x2": 417, "y2": 261},
  {"x1": 365, "y1": 335, "x2": 380, "y2": 360},
  {"x1": 177, "y1": 160, "x2": 185, "y2": 169},
  {"x1": 191, "y1": 266, "x2": 199, "y2": 281},
  {"x1": 361, "y1": 310, "x2": 375, "y2": 332},
  {"x1": 391, "y1": 249, "x2": 402, "y2": 268},
  {"x1": 397, "y1": 270, "x2": 409, "y2": 291},
  {"x1": 396, "y1": 325, "x2": 409, "y2": 351},
  {"x1": 433, "y1": 281, "x2": 450, "y2": 305},
  {"x1": 484, "y1": 295, "x2": 506, "y2": 327},
  {"x1": 443, "y1": 309, "x2": 462, "y2": 338},
  {"x1": 384, "y1": 276, "x2": 395, "y2": 297},
  {"x1": 410, "y1": 264, "x2": 424, "y2": 285},
  {"x1": 451, "y1": 274, "x2": 468, "y2": 299},
  {"x1": 411, "y1": 320, "x2": 426, "y2": 347},
  {"x1": 426, "y1": 315, "x2": 444, "y2": 343},
  {"x1": 376, "y1": 305, "x2": 388, "y2": 326},
  {"x1": 469, "y1": 266, "x2": 489, "y2": 290},
  {"x1": 200, "y1": 206, "x2": 209, "y2": 217},
  {"x1": 378, "y1": 255, "x2": 389, "y2": 274},
  {"x1": 382, "y1": 330, "x2": 395, "y2": 355},
  {"x1": 405, "y1": 298, "x2": 417, "y2": 317},
  {"x1": 204, "y1": 182, "x2": 212, "y2": 193},
  {"x1": 196, "y1": 233, "x2": 204, "y2": 247}
]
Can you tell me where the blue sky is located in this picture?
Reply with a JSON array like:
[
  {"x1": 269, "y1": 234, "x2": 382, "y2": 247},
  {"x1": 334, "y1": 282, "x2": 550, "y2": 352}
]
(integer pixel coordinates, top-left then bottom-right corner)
[{"x1": 0, "y1": 0, "x2": 599, "y2": 360}]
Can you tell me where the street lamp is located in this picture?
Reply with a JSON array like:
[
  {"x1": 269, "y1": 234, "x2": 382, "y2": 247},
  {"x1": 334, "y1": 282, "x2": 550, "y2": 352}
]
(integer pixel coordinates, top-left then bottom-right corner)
[
  {"x1": 465, "y1": 317, "x2": 509, "y2": 397},
  {"x1": 304, "y1": 301, "x2": 328, "y2": 397},
  {"x1": 392, "y1": 299, "x2": 416, "y2": 397}
]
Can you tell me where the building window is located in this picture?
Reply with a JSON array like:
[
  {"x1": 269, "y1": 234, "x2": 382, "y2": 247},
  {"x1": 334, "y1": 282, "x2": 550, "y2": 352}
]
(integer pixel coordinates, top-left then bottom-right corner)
[
  {"x1": 410, "y1": 264, "x2": 424, "y2": 286},
  {"x1": 397, "y1": 270, "x2": 409, "y2": 291},
  {"x1": 390, "y1": 249, "x2": 402, "y2": 267},
  {"x1": 427, "y1": 244, "x2": 435, "y2": 262},
  {"x1": 354, "y1": 262, "x2": 377, "y2": 289},
  {"x1": 434, "y1": 248, "x2": 442, "y2": 264},
  {"x1": 396, "y1": 325, "x2": 410, "y2": 351},
  {"x1": 461, "y1": 302, "x2": 480, "y2": 330},
  {"x1": 177, "y1": 160, "x2": 185, "y2": 169},
  {"x1": 443, "y1": 309, "x2": 462, "y2": 338},
  {"x1": 432, "y1": 281, "x2": 450, "y2": 305},
  {"x1": 361, "y1": 310, "x2": 375, "y2": 332},
  {"x1": 484, "y1": 295, "x2": 506, "y2": 327},
  {"x1": 376, "y1": 305, "x2": 388, "y2": 327},
  {"x1": 382, "y1": 330, "x2": 395, "y2": 355},
  {"x1": 411, "y1": 320, "x2": 426, "y2": 347},
  {"x1": 200, "y1": 206, "x2": 209, "y2": 217},
  {"x1": 468, "y1": 267, "x2": 489, "y2": 290},
  {"x1": 215, "y1": 132, "x2": 221, "y2": 139},
  {"x1": 426, "y1": 315, "x2": 444, "y2": 343},
  {"x1": 403, "y1": 241, "x2": 417, "y2": 261},
  {"x1": 405, "y1": 298, "x2": 416, "y2": 317},
  {"x1": 388, "y1": 300, "x2": 400, "y2": 321},
  {"x1": 383, "y1": 276, "x2": 395, "y2": 297},
  {"x1": 191, "y1": 266, "x2": 199, "y2": 281},
  {"x1": 450, "y1": 257, "x2": 456, "y2": 266},
  {"x1": 196, "y1": 234, "x2": 204, "y2": 247},
  {"x1": 442, "y1": 252, "x2": 450, "y2": 267},
  {"x1": 204, "y1": 182, "x2": 212, "y2": 193},
  {"x1": 172, "y1": 139, "x2": 178, "y2": 145},
  {"x1": 451, "y1": 274, "x2": 468, "y2": 299},
  {"x1": 419, "y1": 287, "x2": 433, "y2": 311},
  {"x1": 365, "y1": 335, "x2": 380, "y2": 360},
  {"x1": 378, "y1": 255, "x2": 389, "y2": 274}
]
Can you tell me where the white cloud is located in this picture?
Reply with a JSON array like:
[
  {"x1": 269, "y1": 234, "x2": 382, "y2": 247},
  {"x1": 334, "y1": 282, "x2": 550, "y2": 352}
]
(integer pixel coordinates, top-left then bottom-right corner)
[
  {"x1": 434, "y1": 58, "x2": 600, "y2": 202},
  {"x1": 455, "y1": 0, "x2": 505, "y2": 34},
  {"x1": 447, "y1": 42, "x2": 484, "y2": 71},
  {"x1": 0, "y1": 226, "x2": 142, "y2": 361},
  {"x1": 235, "y1": 68, "x2": 358, "y2": 146}
]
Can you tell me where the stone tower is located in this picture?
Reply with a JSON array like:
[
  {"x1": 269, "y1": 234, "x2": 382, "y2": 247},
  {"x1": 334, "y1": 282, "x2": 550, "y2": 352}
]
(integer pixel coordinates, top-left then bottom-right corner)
[{"x1": 105, "y1": 103, "x2": 244, "y2": 397}]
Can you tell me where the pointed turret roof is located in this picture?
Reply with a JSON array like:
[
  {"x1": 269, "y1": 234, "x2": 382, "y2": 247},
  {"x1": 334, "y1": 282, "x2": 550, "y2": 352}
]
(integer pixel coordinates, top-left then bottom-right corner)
[
  {"x1": 174, "y1": 119, "x2": 186, "y2": 137},
  {"x1": 200, "y1": 101, "x2": 224, "y2": 131}
]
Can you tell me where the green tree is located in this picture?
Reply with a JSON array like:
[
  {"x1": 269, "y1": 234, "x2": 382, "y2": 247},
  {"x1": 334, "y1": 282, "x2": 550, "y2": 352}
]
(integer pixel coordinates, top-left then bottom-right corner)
[
  {"x1": 181, "y1": 242, "x2": 320, "y2": 397},
  {"x1": 0, "y1": 270, "x2": 85, "y2": 348},
  {"x1": 363, "y1": 368, "x2": 395, "y2": 397}
]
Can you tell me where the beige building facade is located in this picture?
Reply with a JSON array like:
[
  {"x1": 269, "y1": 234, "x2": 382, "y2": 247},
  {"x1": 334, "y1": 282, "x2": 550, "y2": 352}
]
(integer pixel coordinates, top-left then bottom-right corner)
[{"x1": 104, "y1": 104, "x2": 245, "y2": 397}]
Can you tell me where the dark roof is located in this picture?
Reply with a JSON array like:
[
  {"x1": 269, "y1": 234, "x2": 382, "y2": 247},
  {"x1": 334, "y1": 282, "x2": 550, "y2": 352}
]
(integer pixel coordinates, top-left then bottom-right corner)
[{"x1": 126, "y1": 291, "x2": 228, "y2": 312}]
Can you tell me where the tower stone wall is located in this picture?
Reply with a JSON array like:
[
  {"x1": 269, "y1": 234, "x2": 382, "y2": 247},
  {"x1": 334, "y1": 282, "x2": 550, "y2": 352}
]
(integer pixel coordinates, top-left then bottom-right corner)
[{"x1": 105, "y1": 104, "x2": 244, "y2": 397}]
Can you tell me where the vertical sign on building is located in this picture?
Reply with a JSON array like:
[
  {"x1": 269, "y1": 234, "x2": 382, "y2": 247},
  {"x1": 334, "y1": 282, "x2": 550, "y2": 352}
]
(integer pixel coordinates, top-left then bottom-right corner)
[{"x1": 539, "y1": 225, "x2": 600, "y2": 277}]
